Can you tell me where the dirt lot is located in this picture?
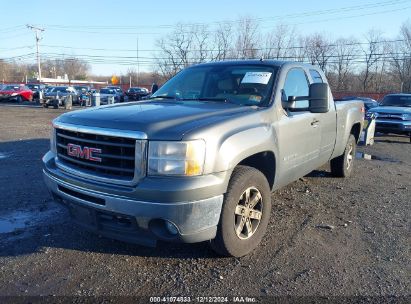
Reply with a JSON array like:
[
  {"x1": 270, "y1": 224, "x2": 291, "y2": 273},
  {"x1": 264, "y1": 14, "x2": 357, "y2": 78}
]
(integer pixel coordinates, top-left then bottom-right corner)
[{"x1": 0, "y1": 103, "x2": 410, "y2": 302}]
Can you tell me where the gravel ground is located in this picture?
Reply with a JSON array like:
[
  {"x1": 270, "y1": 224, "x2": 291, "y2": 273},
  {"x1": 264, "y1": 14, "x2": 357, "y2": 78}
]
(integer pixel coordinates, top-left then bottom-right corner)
[{"x1": 0, "y1": 103, "x2": 410, "y2": 302}]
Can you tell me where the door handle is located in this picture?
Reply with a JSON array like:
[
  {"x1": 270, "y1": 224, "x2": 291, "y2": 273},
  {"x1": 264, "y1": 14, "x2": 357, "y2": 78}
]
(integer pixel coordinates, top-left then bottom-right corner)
[{"x1": 311, "y1": 118, "x2": 320, "y2": 126}]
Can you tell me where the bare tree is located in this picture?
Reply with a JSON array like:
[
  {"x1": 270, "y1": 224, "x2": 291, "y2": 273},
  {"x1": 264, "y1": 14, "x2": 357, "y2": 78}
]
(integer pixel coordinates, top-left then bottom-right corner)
[
  {"x1": 234, "y1": 17, "x2": 261, "y2": 59},
  {"x1": 293, "y1": 36, "x2": 307, "y2": 63},
  {"x1": 331, "y1": 38, "x2": 358, "y2": 91},
  {"x1": 304, "y1": 33, "x2": 334, "y2": 71},
  {"x1": 212, "y1": 23, "x2": 233, "y2": 61},
  {"x1": 263, "y1": 24, "x2": 297, "y2": 60},
  {"x1": 389, "y1": 21, "x2": 411, "y2": 92},
  {"x1": 360, "y1": 30, "x2": 384, "y2": 92},
  {"x1": 192, "y1": 25, "x2": 210, "y2": 63},
  {"x1": 154, "y1": 24, "x2": 198, "y2": 78}
]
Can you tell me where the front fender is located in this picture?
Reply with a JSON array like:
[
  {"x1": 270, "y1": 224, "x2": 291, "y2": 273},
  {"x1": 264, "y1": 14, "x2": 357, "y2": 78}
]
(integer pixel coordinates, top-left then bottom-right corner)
[{"x1": 214, "y1": 124, "x2": 278, "y2": 173}]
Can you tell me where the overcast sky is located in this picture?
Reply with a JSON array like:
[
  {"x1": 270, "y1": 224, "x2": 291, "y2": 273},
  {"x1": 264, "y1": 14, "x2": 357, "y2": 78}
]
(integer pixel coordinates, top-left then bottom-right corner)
[{"x1": 1, "y1": 0, "x2": 410, "y2": 76}]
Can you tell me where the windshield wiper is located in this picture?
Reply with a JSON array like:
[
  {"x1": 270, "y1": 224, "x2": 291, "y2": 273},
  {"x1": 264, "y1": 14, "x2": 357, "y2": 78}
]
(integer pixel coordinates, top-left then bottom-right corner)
[
  {"x1": 150, "y1": 95, "x2": 176, "y2": 99},
  {"x1": 181, "y1": 97, "x2": 233, "y2": 103}
]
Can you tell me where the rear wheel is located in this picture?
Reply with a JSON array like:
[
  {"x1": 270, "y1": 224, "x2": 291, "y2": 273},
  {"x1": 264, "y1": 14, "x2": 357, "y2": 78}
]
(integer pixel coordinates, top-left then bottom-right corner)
[
  {"x1": 330, "y1": 134, "x2": 356, "y2": 177},
  {"x1": 210, "y1": 166, "x2": 271, "y2": 257}
]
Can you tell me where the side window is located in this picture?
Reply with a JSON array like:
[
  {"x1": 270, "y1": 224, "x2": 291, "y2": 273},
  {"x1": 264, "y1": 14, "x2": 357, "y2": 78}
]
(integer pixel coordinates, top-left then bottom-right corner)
[
  {"x1": 283, "y1": 68, "x2": 309, "y2": 109},
  {"x1": 309, "y1": 69, "x2": 323, "y2": 83}
]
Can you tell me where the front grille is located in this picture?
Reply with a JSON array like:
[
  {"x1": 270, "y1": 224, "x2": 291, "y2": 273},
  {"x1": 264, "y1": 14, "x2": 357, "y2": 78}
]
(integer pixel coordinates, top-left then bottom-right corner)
[
  {"x1": 56, "y1": 128, "x2": 136, "y2": 180},
  {"x1": 377, "y1": 122, "x2": 401, "y2": 129}
]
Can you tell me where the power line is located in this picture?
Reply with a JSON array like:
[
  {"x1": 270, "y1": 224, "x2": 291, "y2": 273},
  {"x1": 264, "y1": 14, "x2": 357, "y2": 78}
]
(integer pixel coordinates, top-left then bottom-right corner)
[{"x1": 42, "y1": 0, "x2": 411, "y2": 30}]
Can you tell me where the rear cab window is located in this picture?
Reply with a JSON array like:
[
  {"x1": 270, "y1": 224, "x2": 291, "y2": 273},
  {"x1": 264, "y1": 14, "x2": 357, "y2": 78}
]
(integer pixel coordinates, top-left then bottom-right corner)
[{"x1": 309, "y1": 69, "x2": 323, "y2": 83}]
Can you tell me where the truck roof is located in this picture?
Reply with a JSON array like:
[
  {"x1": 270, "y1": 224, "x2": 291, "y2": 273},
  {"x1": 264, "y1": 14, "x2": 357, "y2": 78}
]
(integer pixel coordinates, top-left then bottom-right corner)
[{"x1": 189, "y1": 59, "x2": 315, "y2": 69}]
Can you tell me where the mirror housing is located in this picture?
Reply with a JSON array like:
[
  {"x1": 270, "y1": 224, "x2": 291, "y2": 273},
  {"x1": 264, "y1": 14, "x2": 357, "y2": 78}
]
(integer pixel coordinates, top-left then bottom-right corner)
[{"x1": 309, "y1": 83, "x2": 329, "y2": 113}]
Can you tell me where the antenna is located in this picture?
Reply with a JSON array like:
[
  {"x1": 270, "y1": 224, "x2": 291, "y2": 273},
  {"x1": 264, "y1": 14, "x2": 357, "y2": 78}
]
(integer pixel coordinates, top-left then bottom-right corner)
[{"x1": 26, "y1": 24, "x2": 45, "y2": 82}]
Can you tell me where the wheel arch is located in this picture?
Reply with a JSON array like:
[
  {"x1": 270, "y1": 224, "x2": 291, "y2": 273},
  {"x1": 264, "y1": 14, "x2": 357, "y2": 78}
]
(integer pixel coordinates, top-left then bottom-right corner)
[
  {"x1": 350, "y1": 122, "x2": 362, "y2": 143},
  {"x1": 236, "y1": 151, "x2": 276, "y2": 190}
]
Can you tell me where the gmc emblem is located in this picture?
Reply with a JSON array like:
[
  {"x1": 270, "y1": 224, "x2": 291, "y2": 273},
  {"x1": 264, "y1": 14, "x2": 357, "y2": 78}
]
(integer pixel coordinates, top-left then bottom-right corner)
[{"x1": 67, "y1": 143, "x2": 102, "y2": 162}]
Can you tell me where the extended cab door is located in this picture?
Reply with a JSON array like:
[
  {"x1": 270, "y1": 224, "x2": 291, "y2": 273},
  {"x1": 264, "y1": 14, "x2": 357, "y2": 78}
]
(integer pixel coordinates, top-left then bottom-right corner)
[
  {"x1": 308, "y1": 69, "x2": 337, "y2": 165},
  {"x1": 276, "y1": 67, "x2": 322, "y2": 180}
]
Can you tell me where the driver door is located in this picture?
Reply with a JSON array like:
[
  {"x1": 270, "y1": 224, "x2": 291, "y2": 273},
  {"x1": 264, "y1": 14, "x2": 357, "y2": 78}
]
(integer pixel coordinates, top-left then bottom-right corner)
[{"x1": 276, "y1": 68, "x2": 322, "y2": 180}]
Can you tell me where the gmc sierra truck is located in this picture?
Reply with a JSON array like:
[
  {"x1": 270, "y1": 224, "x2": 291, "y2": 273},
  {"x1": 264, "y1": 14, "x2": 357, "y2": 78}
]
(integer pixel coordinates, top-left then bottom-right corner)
[{"x1": 43, "y1": 60, "x2": 364, "y2": 257}]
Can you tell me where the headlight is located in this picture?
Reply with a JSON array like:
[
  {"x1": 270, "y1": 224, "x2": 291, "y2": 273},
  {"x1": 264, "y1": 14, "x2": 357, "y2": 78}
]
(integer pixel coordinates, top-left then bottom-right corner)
[
  {"x1": 148, "y1": 140, "x2": 205, "y2": 176},
  {"x1": 50, "y1": 128, "x2": 57, "y2": 154}
]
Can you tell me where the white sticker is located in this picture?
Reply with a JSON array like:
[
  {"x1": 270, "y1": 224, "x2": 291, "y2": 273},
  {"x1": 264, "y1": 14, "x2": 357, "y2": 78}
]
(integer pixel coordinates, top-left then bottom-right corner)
[{"x1": 241, "y1": 72, "x2": 272, "y2": 85}]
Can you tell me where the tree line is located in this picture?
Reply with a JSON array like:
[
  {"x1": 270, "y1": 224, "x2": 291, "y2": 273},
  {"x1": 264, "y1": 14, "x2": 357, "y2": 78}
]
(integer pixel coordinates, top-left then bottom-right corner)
[
  {"x1": 1, "y1": 17, "x2": 411, "y2": 94},
  {"x1": 154, "y1": 18, "x2": 411, "y2": 93},
  {"x1": 0, "y1": 57, "x2": 90, "y2": 82}
]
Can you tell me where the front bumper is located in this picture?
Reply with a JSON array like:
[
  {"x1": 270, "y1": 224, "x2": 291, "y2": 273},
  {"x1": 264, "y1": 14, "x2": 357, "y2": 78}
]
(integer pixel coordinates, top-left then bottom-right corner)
[
  {"x1": 375, "y1": 119, "x2": 411, "y2": 135},
  {"x1": 0, "y1": 94, "x2": 16, "y2": 101},
  {"x1": 42, "y1": 151, "x2": 228, "y2": 247}
]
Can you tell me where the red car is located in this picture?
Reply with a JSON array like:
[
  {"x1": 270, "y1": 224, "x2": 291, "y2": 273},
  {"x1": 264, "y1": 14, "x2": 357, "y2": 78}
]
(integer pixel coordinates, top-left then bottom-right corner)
[{"x1": 0, "y1": 84, "x2": 33, "y2": 102}]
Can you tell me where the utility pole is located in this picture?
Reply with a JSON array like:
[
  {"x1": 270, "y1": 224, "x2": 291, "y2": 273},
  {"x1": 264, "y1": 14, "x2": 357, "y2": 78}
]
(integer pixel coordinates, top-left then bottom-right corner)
[
  {"x1": 26, "y1": 24, "x2": 44, "y2": 82},
  {"x1": 136, "y1": 37, "x2": 139, "y2": 86}
]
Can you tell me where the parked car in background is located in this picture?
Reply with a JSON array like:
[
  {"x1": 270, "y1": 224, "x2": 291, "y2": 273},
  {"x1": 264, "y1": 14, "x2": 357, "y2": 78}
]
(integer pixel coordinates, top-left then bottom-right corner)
[
  {"x1": 26, "y1": 83, "x2": 47, "y2": 102},
  {"x1": 105, "y1": 86, "x2": 127, "y2": 102},
  {"x1": 340, "y1": 96, "x2": 379, "y2": 113},
  {"x1": 367, "y1": 94, "x2": 411, "y2": 142},
  {"x1": 73, "y1": 85, "x2": 91, "y2": 94},
  {"x1": 0, "y1": 84, "x2": 33, "y2": 102},
  {"x1": 99, "y1": 88, "x2": 122, "y2": 104},
  {"x1": 73, "y1": 86, "x2": 93, "y2": 106},
  {"x1": 43, "y1": 86, "x2": 79, "y2": 108},
  {"x1": 126, "y1": 87, "x2": 150, "y2": 101}
]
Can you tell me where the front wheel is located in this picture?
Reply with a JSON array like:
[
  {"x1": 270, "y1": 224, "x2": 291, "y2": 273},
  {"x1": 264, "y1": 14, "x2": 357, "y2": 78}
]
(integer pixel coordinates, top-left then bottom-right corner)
[
  {"x1": 330, "y1": 134, "x2": 356, "y2": 177},
  {"x1": 210, "y1": 166, "x2": 271, "y2": 257}
]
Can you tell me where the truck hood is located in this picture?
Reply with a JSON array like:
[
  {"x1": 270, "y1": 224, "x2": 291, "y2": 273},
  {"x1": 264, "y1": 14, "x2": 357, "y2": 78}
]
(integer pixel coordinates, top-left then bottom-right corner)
[
  {"x1": 56, "y1": 100, "x2": 257, "y2": 140},
  {"x1": 368, "y1": 106, "x2": 411, "y2": 114}
]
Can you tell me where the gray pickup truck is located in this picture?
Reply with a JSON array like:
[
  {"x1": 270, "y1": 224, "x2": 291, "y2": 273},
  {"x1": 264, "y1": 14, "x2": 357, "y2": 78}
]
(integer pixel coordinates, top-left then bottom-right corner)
[{"x1": 43, "y1": 60, "x2": 364, "y2": 257}]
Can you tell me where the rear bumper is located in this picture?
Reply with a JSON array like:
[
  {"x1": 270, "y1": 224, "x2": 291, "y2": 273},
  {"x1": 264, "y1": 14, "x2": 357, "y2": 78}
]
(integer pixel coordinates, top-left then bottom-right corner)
[
  {"x1": 375, "y1": 119, "x2": 411, "y2": 135},
  {"x1": 42, "y1": 151, "x2": 228, "y2": 247}
]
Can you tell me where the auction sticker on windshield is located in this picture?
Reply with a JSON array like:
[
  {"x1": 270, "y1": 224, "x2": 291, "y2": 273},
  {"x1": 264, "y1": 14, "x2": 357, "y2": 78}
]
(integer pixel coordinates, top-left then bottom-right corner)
[{"x1": 241, "y1": 72, "x2": 272, "y2": 84}]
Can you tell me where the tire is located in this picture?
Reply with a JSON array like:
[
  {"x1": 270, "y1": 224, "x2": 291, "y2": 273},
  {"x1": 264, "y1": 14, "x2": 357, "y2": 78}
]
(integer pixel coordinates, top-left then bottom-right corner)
[
  {"x1": 210, "y1": 165, "x2": 271, "y2": 257},
  {"x1": 16, "y1": 95, "x2": 22, "y2": 103},
  {"x1": 330, "y1": 134, "x2": 356, "y2": 177},
  {"x1": 43, "y1": 103, "x2": 48, "y2": 108}
]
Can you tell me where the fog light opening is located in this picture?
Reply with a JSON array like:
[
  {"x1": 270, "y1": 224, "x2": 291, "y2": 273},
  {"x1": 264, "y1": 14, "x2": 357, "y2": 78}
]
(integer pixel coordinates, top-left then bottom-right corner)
[{"x1": 165, "y1": 220, "x2": 178, "y2": 235}]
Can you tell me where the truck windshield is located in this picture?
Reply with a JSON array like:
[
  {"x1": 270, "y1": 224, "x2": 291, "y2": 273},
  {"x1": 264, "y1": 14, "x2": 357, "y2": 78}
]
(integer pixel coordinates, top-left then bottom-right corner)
[
  {"x1": 152, "y1": 64, "x2": 278, "y2": 106},
  {"x1": 380, "y1": 95, "x2": 411, "y2": 107}
]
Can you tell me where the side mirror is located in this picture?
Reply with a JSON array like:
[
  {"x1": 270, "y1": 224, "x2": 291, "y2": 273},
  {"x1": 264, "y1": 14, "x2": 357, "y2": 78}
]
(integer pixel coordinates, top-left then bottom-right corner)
[
  {"x1": 281, "y1": 83, "x2": 329, "y2": 113},
  {"x1": 309, "y1": 83, "x2": 329, "y2": 113}
]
